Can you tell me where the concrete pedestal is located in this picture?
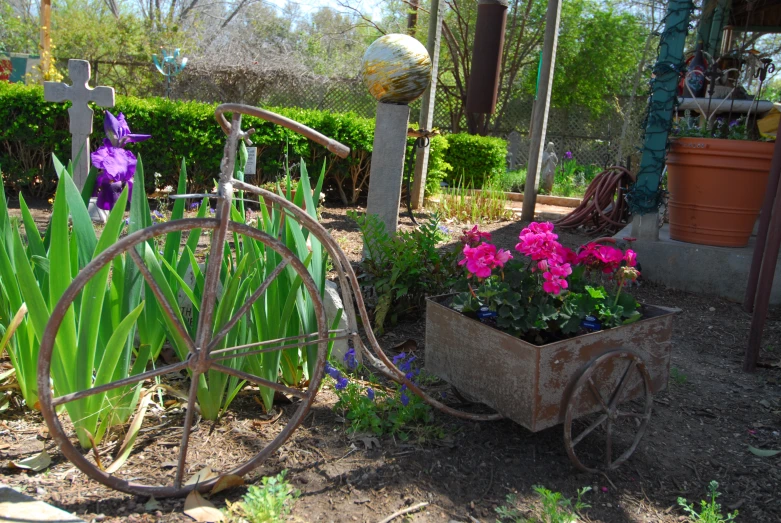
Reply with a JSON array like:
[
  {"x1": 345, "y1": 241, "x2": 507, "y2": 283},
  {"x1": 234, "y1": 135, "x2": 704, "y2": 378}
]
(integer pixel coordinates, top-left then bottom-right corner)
[
  {"x1": 615, "y1": 223, "x2": 781, "y2": 304},
  {"x1": 366, "y1": 102, "x2": 411, "y2": 234}
]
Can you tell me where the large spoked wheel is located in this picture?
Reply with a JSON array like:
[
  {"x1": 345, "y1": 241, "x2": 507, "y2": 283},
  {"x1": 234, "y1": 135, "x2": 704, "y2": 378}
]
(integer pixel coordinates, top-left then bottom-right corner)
[
  {"x1": 563, "y1": 350, "x2": 653, "y2": 473},
  {"x1": 37, "y1": 218, "x2": 331, "y2": 497}
]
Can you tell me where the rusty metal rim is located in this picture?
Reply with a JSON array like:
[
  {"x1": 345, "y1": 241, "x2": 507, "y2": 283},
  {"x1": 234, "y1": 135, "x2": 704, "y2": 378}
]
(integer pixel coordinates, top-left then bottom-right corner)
[
  {"x1": 37, "y1": 218, "x2": 328, "y2": 498},
  {"x1": 563, "y1": 349, "x2": 654, "y2": 474}
]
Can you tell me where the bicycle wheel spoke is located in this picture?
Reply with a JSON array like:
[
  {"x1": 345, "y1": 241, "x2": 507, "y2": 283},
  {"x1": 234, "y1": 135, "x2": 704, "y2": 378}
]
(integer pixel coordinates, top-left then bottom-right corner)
[
  {"x1": 617, "y1": 410, "x2": 649, "y2": 419},
  {"x1": 174, "y1": 372, "x2": 202, "y2": 489},
  {"x1": 571, "y1": 413, "x2": 608, "y2": 447},
  {"x1": 609, "y1": 359, "x2": 637, "y2": 410},
  {"x1": 128, "y1": 248, "x2": 195, "y2": 354},
  {"x1": 206, "y1": 259, "x2": 289, "y2": 353},
  {"x1": 605, "y1": 418, "x2": 613, "y2": 467},
  {"x1": 209, "y1": 362, "x2": 308, "y2": 399},
  {"x1": 211, "y1": 333, "x2": 350, "y2": 363},
  {"x1": 51, "y1": 360, "x2": 190, "y2": 407}
]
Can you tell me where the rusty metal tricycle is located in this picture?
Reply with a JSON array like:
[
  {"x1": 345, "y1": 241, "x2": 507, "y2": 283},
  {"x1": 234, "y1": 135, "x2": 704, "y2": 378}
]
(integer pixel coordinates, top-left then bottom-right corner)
[{"x1": 36, "y1": 104, "x2": 674, "y2": 498}]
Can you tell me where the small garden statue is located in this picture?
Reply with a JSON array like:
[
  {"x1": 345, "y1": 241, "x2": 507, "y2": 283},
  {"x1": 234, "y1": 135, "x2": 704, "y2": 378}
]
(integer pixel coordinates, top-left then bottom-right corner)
[{"x1": 540, "y1": 142, "x2": 558, "y2": 194}]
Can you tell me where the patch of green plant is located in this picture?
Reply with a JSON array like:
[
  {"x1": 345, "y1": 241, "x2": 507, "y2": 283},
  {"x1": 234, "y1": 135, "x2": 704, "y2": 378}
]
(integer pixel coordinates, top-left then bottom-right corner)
[
  {"x1": 496, "y1": 486, "x2": 591, "y2": 523},
  {"x1": 224, "y1": 470, "x2": 300, "y2": 523},
  {"x1": 497, "y1": 168, "x2": 527, "y2": 193},
  {"x1": 328, "y1": 356, "x2": 437, "y2": 441},
  {"x1": 349, "y1": 211, "x2": 461, "y2": 333},
  {"x1": 540, "y1": 158, "x2": 600, "y2": 198},
  {"x1": 678, "y1": 481, "x2": 738, "y2": 523},
  {"x1": 436, "y1": 177, "x2": 513, "y2": 223},
  {"x1": 671, "y1": 367, "x2": 688, "y2": 385}
]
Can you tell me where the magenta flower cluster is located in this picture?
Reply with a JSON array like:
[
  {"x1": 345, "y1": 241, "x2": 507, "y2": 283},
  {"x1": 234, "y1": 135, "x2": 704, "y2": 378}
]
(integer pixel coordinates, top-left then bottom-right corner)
[
  {"x1": 577, "y1": 242, "x2": 637, "y2": 274},
  {"x1": 515, "y1": 222, "x2": 576, "y2": 294}
]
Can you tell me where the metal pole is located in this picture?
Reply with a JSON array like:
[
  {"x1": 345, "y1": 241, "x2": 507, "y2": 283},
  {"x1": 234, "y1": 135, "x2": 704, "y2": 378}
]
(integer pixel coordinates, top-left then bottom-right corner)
[
  {"x1": 744, "y1": 118, "x2": 781, "y2": 313},
  {"x1": 521, "y1": 0, "x2": 561, "y2": 222},
  {"x1": 744, "y1": 156, "x2": 781, "y2": 372},
  {"x1": 410, "y1": 0, "x2": 443, "y2": 209}
]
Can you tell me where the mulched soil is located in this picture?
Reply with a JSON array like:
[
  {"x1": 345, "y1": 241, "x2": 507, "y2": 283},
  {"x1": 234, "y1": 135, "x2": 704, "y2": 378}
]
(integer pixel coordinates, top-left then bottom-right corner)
[{"x1": 1, "y1": 201, "x2": 780, "y2": 522}]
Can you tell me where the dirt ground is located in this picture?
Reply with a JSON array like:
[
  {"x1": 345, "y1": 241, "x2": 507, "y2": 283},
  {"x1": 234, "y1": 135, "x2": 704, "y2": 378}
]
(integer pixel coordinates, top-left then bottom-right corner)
[{"x1": 1, "y1": 201, "x2": 780, "y2": 522}]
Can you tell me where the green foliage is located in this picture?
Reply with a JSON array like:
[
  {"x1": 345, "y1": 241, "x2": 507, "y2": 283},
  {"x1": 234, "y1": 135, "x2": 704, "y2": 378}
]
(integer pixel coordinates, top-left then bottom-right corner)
[
  {"x1": 497, "y1": 169, "x2": 527, "y2": 193},
  {"x1": 541, "y1": 158, "x2": 600, "y2": 198},
  {"x1": 0, "y1": 158, "x2": 151, "y2": 448},
  {"x1": 225, "y1": 471, "x2": 300, "y2": 523},
  {"x1": 349, "y1": 211, "x2": 460, "y2": 333},
  {"x1": 0, "y1": 83, "x2": 488, "y2": 203},
  {"x1": 496, "y1": 486, "x2": 591, "y2": 523},
  {"x1": 671, "y1": 367, "x2": 688, "y2": 385},
  {"x1": 678, "y1": 481, "x2": 738, "y2": 523},
  {"x1": 436, "y1": 181, "x2": 513, "y2": 223},
  {"x1": 442, "y1": 133, "x2": 507, "y2": 188},
  {"x1": 673, "y1": 113, "x2": 755, "y2": 142},
  {"x1": 329, "y1": 360, "x2": 437, "y2": 441}
]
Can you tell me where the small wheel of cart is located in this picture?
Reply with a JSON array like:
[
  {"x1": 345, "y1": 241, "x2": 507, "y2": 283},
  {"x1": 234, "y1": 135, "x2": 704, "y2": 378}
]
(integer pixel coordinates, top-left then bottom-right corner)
[{"x1": 563, "y1": 349, "x2": 654, "y2": 473}]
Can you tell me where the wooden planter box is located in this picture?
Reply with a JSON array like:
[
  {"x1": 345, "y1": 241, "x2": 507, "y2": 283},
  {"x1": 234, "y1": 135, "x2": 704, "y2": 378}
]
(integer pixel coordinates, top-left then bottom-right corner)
[{"x1": 425, "y1": 295, "x2": 676, "y2": 432}]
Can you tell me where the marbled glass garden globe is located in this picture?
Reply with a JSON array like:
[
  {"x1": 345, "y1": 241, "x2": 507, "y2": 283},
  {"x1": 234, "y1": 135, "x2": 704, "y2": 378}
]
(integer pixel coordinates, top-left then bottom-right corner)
[{"x1": 361, "y1": 34, "x2": 432, "y2": 104}]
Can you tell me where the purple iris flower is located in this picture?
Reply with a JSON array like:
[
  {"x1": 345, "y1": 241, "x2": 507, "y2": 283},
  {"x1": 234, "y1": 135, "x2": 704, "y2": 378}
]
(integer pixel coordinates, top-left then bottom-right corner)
[
  {"x1": 564, "y1": 151, "x2": 573, "y2": 160},
  {"x1": 91, "y1": 111, "x2": 151, "y2": 211},
  {"x1": 392, "y1": 352, "x2": 406, "y2": 365},
  {"x1": 729, "y1": 120, "x2": 740, "y2": 128},
  {"x1": 325, "y1": 363, "x2": 341, "y2": 380},
  {"x1": 366, "y1": 388, "x2": 375, "y2": 401},
  {"x1": 335, "y1": 377, "x2": 349, "y2": 390},
  {"x1": 400, "y1": 392, "x2": 410, "y2": 407},
  {"x1": 190, "y1": 202, "x2": 200, "y2": 210},
  {"x1": 104, "y1": 111, "x2": 151, "y2": 147}
]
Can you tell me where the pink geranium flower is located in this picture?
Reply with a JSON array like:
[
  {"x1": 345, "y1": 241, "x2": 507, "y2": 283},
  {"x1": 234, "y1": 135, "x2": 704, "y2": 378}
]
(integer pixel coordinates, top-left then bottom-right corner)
[
  {"x1": 459, "y1": 242, "x2": 512, "y2": 278},
  {"x1": 461, "y1": 225, "x2": 492, "y2": 247}
]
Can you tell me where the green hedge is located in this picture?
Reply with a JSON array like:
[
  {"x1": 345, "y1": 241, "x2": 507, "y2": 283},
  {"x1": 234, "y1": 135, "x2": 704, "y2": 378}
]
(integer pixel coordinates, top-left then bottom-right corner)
[
  {"x1": 0, "y1": 82, "x2": 503, "y2": 201},
  {"x1": 442, "y1": 133, "x2": 507, "y2": 188}
]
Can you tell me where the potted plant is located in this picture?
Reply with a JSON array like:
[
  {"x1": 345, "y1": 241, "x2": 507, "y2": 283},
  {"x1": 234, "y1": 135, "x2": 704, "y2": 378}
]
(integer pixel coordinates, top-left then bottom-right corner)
[
  {"x1": 667, "y1": 115, "x2": 775, "y2": 247},
  {"x1": 425, "y1": 223, "x2": 676, "y2": 437}
]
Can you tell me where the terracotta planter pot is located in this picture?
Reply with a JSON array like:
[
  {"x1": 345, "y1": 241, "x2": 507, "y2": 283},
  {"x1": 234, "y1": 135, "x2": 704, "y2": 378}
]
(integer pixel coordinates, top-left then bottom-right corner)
[{"x1": 667, "y1": 137, "x2": 774, "y2": 247}]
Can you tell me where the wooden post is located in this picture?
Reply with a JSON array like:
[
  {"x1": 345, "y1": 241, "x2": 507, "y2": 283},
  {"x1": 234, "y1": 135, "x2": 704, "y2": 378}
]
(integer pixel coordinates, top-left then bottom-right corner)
[
  {"x1": 521, "y1": 0, "x2": 561, "y2": 222},
  {"x1": 39, "y1": 0, "x2": 52, "y2": 82},
  {"x1": 410, "y1": 0, "x2": 443, "y2": 209}
]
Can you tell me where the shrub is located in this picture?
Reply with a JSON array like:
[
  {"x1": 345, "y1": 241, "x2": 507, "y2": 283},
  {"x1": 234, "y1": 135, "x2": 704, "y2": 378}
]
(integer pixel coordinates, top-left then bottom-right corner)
[
  {"x1": 0, "y1": 83, "x2": 500, "y2": 204},
  {"x1": 350, "y1": 211, "x2": 460, "y2": 333},
  {"x1": 497, "y1": 168, "x2": 527, "y2": 193},
  {"x1": 442, "y1": 133, "x2": 507, "y2": 188}
]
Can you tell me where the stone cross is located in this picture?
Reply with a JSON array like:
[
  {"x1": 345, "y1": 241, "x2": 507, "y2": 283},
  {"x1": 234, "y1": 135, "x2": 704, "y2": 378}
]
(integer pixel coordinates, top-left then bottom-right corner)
[{"x1": 44, "y1": 60, "x2": 115, "y2": 190}]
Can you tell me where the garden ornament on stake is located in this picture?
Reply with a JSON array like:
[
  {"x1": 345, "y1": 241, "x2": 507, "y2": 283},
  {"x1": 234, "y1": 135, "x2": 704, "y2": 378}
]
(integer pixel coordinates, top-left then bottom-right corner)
[
  {"x1": 153, "y1": 48, "x2": 187, "y2": 99},
  {"x1": 44, "y1": 59, "x2": 115, "y2": 190}
]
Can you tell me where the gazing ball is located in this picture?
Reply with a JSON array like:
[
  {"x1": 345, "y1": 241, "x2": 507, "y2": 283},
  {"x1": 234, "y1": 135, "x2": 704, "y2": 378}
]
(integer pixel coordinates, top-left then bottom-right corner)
[{"x1": 361, "y1": 34, "x2": 431, "y2": 104}]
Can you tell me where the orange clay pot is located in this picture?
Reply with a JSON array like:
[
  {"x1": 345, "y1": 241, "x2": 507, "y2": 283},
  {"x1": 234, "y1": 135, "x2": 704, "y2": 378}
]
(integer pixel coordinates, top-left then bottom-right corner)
[{"x1": 666, "y1": 137, "x2": 774, "y2": 247}]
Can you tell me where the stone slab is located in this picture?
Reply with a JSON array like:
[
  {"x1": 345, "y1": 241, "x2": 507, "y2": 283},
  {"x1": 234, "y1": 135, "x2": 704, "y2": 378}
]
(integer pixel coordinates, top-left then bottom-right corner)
[
  {"x1": 614, "y1": 223, "x2": 781, "y2": 304},
  {"x1": 0, "y1": 484, "x2": 85, "y2": 522}
]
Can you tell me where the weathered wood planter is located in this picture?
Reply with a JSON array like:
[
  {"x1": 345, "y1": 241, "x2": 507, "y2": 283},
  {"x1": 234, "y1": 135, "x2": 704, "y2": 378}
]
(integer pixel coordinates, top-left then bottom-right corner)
[{"x1": 425, "y1": 295, "x2": 677, "y2": 472}]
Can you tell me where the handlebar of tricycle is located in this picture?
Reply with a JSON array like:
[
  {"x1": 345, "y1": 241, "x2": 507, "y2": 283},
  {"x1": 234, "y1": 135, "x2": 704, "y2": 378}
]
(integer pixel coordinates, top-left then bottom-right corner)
[{"x1": 214, "y1": 103, "x2": 351, "y2": 159}]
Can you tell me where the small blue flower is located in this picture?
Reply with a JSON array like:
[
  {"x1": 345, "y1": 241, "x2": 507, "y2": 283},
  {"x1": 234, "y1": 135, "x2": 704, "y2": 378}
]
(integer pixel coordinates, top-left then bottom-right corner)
[
  {"x1": 190, "y1": 202, "x2": 200, "y2": 210},
  {"x1": 124, "y1": 218, "x2": 130, "y2": 225},
  {"x1": 343, "y1": 348, "x2": 357, "y2": 370},
  {"x1": 325, "y1": 363, "x2": 341, "y2": 380},
  {"x1": 438, "y1": 225, "x2": 449, "y2": 233},
  {"x1": 209, "y1": 207, "x2": 216, "y2": 214},
  {"x1": 366, "y1": 388, "x2": 375, "y2": 401},
  {"x1": 335, "y1": 377, "x2": 349, "y2": 390},
  {"x1": 392, "y1": 352, "x2": 406, "y2": 365},
  {"x1": 400, "y1": 392, "x2": 410, "y2": 407}
]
